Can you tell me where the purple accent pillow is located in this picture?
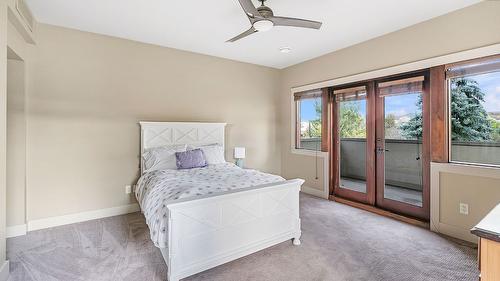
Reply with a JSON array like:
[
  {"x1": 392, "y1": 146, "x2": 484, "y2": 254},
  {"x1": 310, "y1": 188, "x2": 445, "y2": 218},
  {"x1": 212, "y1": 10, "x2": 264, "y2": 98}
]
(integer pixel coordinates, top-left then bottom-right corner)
[{"x1": 175, "y1": 149, "x2": 207, "y2": 169}]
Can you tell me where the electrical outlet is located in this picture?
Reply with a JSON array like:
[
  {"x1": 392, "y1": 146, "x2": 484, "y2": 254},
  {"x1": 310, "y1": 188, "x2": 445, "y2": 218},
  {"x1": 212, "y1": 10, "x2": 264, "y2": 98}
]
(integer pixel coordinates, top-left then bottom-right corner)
[
  {"x1": 459, "y1": 203, "x2": 469, "y2": 215},
  {"x1": 125, "y1": 185, "x2": 132, "y2": 194}
]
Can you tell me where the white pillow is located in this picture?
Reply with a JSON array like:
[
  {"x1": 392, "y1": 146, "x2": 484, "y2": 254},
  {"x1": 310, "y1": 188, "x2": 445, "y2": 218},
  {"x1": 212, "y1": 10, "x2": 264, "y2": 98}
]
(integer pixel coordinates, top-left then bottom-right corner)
[
  {"x1": 142, "y1": 144, "x2": 187, "y2": 172},
  {"x1": 188, "y1": 144, "x2": 225, "y2": 165}
]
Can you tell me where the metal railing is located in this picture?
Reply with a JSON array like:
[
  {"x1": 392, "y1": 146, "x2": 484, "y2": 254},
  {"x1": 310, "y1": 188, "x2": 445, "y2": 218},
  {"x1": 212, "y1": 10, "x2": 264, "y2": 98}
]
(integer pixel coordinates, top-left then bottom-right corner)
[{"x1": 299, "y1": 138, "x2": 500, "y2": 191}]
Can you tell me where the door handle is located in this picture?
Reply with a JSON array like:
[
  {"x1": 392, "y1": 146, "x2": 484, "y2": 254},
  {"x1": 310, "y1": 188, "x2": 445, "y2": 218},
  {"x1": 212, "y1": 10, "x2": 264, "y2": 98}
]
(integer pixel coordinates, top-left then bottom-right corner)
[{"x1": 376, "y1": 147, "x2": 390, "y2": 153}]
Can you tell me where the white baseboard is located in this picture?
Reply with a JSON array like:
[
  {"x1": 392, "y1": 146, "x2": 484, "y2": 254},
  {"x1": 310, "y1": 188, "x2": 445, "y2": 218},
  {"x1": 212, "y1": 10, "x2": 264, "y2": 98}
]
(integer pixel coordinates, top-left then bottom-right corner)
[
  {"x1": 301, "y1": 186, "x2": 328, "y2": 199},
  {"x1": 27, "y1": 203, "x2": 140, "y2": 232},
  {"x1": 0, "y1": 261, "x2": 9, "y2": 281},
  {"x1": 6, "y1": 224, "x2": 27, "y2": 238}
]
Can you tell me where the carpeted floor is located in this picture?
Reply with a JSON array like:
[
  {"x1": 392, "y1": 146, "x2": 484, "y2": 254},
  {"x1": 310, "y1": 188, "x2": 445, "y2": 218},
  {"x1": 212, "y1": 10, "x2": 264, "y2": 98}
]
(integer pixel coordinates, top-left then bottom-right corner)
[{"x1": 7, "y1": 194, "x2": 479, "y2": 281}]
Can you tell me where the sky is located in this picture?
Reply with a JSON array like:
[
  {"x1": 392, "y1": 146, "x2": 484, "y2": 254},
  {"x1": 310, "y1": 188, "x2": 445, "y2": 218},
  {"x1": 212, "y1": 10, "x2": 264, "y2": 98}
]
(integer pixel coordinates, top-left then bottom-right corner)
[
  {"x1": 300, "y1": 71, "x2": 500, "y2": 122},
  {"x1": 300, "y1": 94, "x2": 419, "y2": 122},
  {"x1": 473, "y1": 72, "x2": 500, "y2": 114}
]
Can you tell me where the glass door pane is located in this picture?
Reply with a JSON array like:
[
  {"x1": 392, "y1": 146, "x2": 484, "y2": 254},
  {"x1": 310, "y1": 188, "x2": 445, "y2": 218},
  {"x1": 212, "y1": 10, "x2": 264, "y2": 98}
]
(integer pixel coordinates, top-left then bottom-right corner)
[
  {"x1": 339, "y1": 98, "x2": 367, "y2": 193},
  {"x1": 375, "y1": 74, "x2": 429, "y2": 220},
  {"x1": 383, "y1": 93, "x2": 423, "y2": 207}
]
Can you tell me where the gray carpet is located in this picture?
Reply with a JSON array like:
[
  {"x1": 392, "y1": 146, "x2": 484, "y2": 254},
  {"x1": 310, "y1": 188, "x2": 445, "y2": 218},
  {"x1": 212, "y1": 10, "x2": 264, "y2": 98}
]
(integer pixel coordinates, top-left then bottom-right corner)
[{"x1": 7, "y1": 194, "x2": 478, "y2": 281}]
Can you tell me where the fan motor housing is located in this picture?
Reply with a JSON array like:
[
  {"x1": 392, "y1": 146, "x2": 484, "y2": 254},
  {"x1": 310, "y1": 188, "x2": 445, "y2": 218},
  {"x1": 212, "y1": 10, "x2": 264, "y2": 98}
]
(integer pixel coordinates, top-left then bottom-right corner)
[{"x1": 257, "y1": 5, "x2": 274, "y2": 18}]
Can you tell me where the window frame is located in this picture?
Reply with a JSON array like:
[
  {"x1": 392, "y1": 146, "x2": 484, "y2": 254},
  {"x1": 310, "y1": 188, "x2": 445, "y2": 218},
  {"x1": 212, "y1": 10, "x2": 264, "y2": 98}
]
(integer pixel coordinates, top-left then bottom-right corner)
[
  {"x1": 446, "y1": 55, "x2": 500, "y2": 168},
  {"x1": 291, "y1": 88, "x2": 329, "y2": 154}
]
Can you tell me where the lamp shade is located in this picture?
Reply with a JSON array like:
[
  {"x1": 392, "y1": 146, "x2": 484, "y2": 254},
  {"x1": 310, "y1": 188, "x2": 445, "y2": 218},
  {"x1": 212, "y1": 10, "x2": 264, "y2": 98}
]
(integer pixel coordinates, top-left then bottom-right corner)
[{"x1": 234, "y1": 147, "x2": 246, "y2": 159}]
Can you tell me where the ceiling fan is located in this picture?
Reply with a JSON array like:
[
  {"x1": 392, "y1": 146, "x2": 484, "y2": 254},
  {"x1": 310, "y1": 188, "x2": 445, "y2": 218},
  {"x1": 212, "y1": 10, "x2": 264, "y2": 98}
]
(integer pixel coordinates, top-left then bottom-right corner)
[{"x1": 227, "y1": 0, "x2": 322, "y2": 42}]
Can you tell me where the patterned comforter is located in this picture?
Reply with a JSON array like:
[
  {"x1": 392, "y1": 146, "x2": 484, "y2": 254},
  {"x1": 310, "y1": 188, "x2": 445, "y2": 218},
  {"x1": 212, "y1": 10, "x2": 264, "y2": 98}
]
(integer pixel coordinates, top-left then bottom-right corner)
[{"x1": 135, "y1": 163, "x2": 284, "y2": 248}]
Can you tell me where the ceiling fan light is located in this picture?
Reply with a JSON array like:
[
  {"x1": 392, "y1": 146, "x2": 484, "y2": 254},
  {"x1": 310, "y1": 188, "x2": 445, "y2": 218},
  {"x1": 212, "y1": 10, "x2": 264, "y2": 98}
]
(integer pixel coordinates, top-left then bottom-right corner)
[{"x1": 253, "y1": 19, "x2": 274, "y2": 32}]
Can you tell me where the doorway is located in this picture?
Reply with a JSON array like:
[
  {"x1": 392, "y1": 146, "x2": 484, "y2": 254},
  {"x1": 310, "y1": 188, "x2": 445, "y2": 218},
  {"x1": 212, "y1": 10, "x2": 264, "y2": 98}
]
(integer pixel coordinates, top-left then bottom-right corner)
[
  {"x1": 331, "y1": 72, "x2": 430, "y2": 220},
  {"x1": 6, "y1": 46, "x2": 27, "y2": 232}
]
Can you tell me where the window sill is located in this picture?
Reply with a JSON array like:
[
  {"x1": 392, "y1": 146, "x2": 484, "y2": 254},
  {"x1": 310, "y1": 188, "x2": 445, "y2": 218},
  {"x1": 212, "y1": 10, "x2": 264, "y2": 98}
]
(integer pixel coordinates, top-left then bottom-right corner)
[
  {"x1": 447, "y1": 161, "x2": 500, "y2": 171},
  {"x1": 431, "y1": 162, "x2": 500, "y2": 179},
  {"x1": 290, "y1": 148, "x2": 328, "y2": 158}
]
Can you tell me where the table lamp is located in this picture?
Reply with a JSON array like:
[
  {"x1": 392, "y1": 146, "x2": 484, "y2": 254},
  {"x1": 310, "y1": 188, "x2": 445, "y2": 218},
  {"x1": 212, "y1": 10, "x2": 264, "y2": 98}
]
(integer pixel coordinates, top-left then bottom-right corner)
[{"x1": 234, "y1": 147, "x2": 246, "y2": 168}]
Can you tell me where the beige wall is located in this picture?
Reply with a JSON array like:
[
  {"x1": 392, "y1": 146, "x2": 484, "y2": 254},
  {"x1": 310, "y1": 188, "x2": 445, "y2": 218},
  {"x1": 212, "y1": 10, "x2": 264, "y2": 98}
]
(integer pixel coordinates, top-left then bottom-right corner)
[
  {"x1": 5, "y1": 13, "x2": 33, "y2": 232},
  {"x1": 440, "y1": 172, "x2": 500, "y2": 240},
  {"x1": 431, "y1": 163, "x2": 500, "y2": 243},
  {"x1": 279, "y1": 0, "x2": 500, "y2": 231},
  {"x1": 0, "y1": 0, "x2": 7, "y2": 267},
  {"x1": 26, "y1": 24, "x2": 281, "y2": 221},
  {"x1": 7, "y1": 58, "x2": 25, "y2": 227}
]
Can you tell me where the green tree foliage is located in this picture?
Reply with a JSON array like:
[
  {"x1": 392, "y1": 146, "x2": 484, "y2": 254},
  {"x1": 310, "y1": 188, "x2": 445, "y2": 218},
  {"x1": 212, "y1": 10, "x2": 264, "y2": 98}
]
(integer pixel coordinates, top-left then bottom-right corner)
[
  {"x1": 305, "y1": 99, "x2": 366, "y2": 139},
  {"x1": 340, "y1": 101, "x2": 365, "y2": 138},
  {"x1": 400, "y1": 77, "x2": 494, "y2": 141},
  {"x1": 301, "y1": 99, "x2": 322, "y2": 138},
  {"x1": 306, "y1": 120, "x2": 321, "y2": 138},
  {"x1": 399, "y1": 96, "x2": 423, "y2": 139},
  {"x1": 449, "y1": 78, "x2": 492, "y2": 141},
  {"x1": 490, "y1": 117, "x2": 500, "y2": 142},
  {"x1": 385, "y1": 113, "x2": 402, "y2": 139},
  {"x1": 309, "y1": 99, "x2": 322, "y2": 137}
]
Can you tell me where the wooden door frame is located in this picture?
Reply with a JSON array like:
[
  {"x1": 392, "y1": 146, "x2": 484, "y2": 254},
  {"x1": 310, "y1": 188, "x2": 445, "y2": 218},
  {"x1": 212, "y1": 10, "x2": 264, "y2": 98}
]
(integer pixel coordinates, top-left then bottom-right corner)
[
  {"x1": 374, "y1": 71, "x2": 431, "y2": 220},
  {"x1": 330, "y1": 81, "x2": 376, "y2": 205}
]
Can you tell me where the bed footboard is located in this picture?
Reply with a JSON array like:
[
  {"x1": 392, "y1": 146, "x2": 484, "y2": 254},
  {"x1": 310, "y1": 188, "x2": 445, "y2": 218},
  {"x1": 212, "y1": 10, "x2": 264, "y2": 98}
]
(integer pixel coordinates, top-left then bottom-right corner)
[{"x1": 164, "y1": 178, "x2": 304, "y2": 281}]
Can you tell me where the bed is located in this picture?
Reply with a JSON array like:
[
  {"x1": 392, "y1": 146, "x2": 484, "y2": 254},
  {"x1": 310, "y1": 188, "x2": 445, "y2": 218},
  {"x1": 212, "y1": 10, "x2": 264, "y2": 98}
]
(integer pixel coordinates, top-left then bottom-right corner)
[{"x1": 137, "y1": 122, "x2": 304, "y2": 281}]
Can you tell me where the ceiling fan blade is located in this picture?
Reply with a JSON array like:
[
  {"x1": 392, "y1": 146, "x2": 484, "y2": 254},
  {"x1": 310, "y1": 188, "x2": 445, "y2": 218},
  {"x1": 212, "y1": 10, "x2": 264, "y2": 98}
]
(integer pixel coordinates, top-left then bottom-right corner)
[
  {"x1": 270, "y1": 16, "x2": 322, "y2": 29},
  {"x1": 227, "y1": 27, "x2": 258, "y2": 42},
  {"x1": 237, "y1": 0, "x2": 260, "y2": 18}
]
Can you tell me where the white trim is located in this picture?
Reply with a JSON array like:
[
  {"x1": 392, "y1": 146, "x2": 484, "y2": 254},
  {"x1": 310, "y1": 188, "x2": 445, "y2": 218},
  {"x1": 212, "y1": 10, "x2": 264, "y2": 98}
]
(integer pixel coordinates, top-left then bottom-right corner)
[
  {"x1": 430, "y1": 162, "x2": 500, "y2": 244},
  {"x1": 6, "y1": 224, "x2": 26, "y2": 238},
  {"x1": 291, "y1": 43, "x2": 500, "y2": 93},
  {"x1": 0, "y1": 261, "x2": 9, "y2": 281},
  {"x1": 290, "y1": 148, "x2": 328, "y2": 157},
  {"x1": 27, "y1": 203, "x2": 139, "y2": 231},
  {"x1": 301, "y1": 186, "x2": 328, "y2": 199}
]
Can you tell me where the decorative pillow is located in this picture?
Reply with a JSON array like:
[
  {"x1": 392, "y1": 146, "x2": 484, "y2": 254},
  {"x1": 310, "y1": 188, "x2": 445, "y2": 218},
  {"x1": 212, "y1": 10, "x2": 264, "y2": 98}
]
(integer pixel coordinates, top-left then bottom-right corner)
[
  {"x1": 143, "y1": 144, "x2": 187, "y2": 172},
  {"x1": 188, "y1": 144, "x2": 225, "y2": 165},
  {"x1": 175, "y1": 149, "x2": 207, "y2": 169}
]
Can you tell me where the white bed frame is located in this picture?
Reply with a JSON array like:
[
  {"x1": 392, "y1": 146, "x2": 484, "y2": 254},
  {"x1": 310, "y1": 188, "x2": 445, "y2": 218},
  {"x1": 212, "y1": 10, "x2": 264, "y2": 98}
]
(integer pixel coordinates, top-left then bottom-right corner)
[{"x1": 139, "y1": 122, "x2": 304, "y2": 281}]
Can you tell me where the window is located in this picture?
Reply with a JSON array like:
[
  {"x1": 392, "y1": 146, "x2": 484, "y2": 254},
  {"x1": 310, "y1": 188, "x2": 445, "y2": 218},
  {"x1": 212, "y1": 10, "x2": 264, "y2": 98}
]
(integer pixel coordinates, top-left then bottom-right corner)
[
  {"x1": 294, "y1": 89, "x2": 325, "y2": 151},
  {"x1": 447, "y1": 56, "x2": 500, "y2": 166}
]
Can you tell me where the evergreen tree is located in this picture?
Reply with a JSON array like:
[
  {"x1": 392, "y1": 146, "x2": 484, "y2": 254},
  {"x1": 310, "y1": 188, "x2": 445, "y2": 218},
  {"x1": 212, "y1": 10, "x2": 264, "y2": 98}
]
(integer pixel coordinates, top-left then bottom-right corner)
[
  {"x1": 399, "y1": 96, "x2": 423, "y2": 139},
  {"x1": 450, "y1": 78, "x2": 492, "y2": 141},
  {"x1": 400, "y1": 78, "x2": 492, "y2": 141}
]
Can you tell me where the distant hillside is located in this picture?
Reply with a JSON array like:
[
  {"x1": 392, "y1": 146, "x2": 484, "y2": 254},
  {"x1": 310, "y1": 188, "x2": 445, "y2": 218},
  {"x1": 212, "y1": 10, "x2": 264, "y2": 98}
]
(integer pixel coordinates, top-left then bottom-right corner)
[{"x1": 490, "y1": 112, "x2": 500, "y2": 121}]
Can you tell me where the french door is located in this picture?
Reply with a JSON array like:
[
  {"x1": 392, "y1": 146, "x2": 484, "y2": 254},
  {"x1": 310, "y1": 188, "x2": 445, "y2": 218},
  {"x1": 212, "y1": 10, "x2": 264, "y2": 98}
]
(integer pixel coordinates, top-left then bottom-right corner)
[
  {"x1": 331, "y1": 72, "x2": 430, "y2": 220},
  {"x1": 331, "y1": 82, "x2": 376, "y2": 205}
]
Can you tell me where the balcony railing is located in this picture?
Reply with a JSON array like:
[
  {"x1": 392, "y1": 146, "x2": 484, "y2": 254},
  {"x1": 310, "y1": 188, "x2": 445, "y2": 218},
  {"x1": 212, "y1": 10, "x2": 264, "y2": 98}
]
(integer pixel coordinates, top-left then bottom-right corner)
[{"x1": 299, "y1": 138, "x2": 500, "y2": 192}]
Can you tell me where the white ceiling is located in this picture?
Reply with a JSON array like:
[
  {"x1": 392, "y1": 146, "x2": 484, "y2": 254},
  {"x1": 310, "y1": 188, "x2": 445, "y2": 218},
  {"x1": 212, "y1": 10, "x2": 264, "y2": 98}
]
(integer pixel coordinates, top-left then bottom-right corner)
[{"x1": 26, "y1": 0, "x2": 481, "y2": 69}]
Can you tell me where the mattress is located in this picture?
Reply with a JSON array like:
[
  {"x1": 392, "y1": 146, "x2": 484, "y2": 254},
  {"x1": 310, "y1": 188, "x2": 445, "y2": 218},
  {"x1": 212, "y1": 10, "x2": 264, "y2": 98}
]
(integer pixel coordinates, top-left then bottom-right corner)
[{"x1": 135, "y1": 163, "x2": 284, "y2": 248}]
